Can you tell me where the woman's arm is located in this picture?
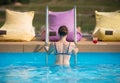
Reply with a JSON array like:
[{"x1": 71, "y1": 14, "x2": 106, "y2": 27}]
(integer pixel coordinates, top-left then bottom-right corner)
[
  {"x1": 44, "y1": 42, "x2": 55, "y2": 54},
  {"x1": 74, "y1": 47, "x2": 78, "y2": 54},
  {"x1": 71, "y1": 42, "x2": 78, "y2": 55}
]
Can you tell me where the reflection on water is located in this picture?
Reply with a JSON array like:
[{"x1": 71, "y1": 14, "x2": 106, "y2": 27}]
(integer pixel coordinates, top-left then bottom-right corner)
[{"x1": 0, "y1": 64, "x2": 120, "y2": 83}]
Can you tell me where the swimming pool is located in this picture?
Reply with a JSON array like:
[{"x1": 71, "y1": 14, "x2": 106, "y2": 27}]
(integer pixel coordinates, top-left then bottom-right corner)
[{"x1": 0, "y1": 52, "x2": 120, "y2": 83}]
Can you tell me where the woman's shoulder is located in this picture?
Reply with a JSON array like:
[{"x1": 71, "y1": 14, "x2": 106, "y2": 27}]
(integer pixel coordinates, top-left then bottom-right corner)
[
  {"x1": 50, "y1": 42, "x2": 55, "y2": 45},
  {"x1": 69, "y1": 42, "x2": 75, "y2": 44},
  {"x1": 68, "y1": 42, "x2": 75, "y2": 47}
]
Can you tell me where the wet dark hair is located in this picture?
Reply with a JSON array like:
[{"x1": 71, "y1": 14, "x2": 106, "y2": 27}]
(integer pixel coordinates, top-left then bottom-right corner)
[{"x1": 58, "y1": 25, "x2": 68, "y2": 37}]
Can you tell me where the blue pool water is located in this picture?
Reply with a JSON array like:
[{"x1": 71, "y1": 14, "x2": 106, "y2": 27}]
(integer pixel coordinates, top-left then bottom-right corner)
[{"x1": 0, "y1": 52, "x2": 120, "y2": 83}]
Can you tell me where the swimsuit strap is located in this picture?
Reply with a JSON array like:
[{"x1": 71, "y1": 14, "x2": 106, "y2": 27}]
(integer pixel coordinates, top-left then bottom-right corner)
[
  {"x1": 54, "y1": 42, "x2": 58, "y2": 54},
  {"x1": 54, "y1": 42, "x2": 71, "y2": 54},
  {"x1": 67, "y1": 42, "x2": 71, "y2": 54}
]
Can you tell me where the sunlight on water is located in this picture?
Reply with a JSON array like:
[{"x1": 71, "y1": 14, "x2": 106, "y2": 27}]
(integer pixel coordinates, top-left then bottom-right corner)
[
  {"x1": 0, "y1": 52, "x2": 120, "y2": 83},
  {"x1": 0, "y1": 64, "x2": 120, "y2": 83}
]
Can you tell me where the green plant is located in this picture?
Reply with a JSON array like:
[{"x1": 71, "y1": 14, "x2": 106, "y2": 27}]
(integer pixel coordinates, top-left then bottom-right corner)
[
  {"x1": 18, "y1": 0, "x2": 30, "y2": 4},
  {"x1": 0, "y1": 0, "x2": 12, "y2": 5}
]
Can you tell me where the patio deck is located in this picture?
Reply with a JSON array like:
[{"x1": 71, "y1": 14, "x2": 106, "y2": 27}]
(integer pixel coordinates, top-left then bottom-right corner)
[{"x1": 0, "y1": 36, "x2": 120, "y2": 52}]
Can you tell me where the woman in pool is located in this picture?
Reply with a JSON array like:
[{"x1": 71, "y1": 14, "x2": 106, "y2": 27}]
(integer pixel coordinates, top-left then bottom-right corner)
[{"x1": 44, "y1": 25, "x2": 78, "y2": 66}]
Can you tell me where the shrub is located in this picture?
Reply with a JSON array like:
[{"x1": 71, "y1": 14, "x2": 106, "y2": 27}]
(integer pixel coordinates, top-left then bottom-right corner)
[
  {"x1": 18, "y1": 0, "x2": 30, "y2": 4},
  {"x1": 0, "y1": 0, "x2": 30, "y2": 5},
  {"x1": 0, "y1": 0, "x2": 12, "y2": 5}
]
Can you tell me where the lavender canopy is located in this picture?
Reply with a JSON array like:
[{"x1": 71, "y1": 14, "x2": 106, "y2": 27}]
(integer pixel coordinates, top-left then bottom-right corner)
[{"x1": 42, "y1": 8, "x2": 82, "y2": 42}]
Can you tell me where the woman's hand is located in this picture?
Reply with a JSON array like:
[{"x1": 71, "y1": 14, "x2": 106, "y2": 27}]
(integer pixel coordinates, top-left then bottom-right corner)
[
  {"x1": 74, "y1": 47, "x2": 78, "y2": 54},
  {"x1": 44, "y1": 45, "x2": 49, "y2": 52},
  {"x1": 71, "y1": 42, "x2": 78, "y2": 55},
  {"x1": 44, "y1": 42, "x2": 55, "y2": 54}
]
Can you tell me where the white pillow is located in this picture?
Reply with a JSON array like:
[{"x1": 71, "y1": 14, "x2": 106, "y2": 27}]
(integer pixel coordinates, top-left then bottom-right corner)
[{"x1": 0, "y1": 9, "x2": 35, "y2": 41}]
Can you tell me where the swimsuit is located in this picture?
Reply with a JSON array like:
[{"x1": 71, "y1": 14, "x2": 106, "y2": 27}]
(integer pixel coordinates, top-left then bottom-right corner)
[{"x1": 54, "y1": 42, "x2": 72, "y2": 56}]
